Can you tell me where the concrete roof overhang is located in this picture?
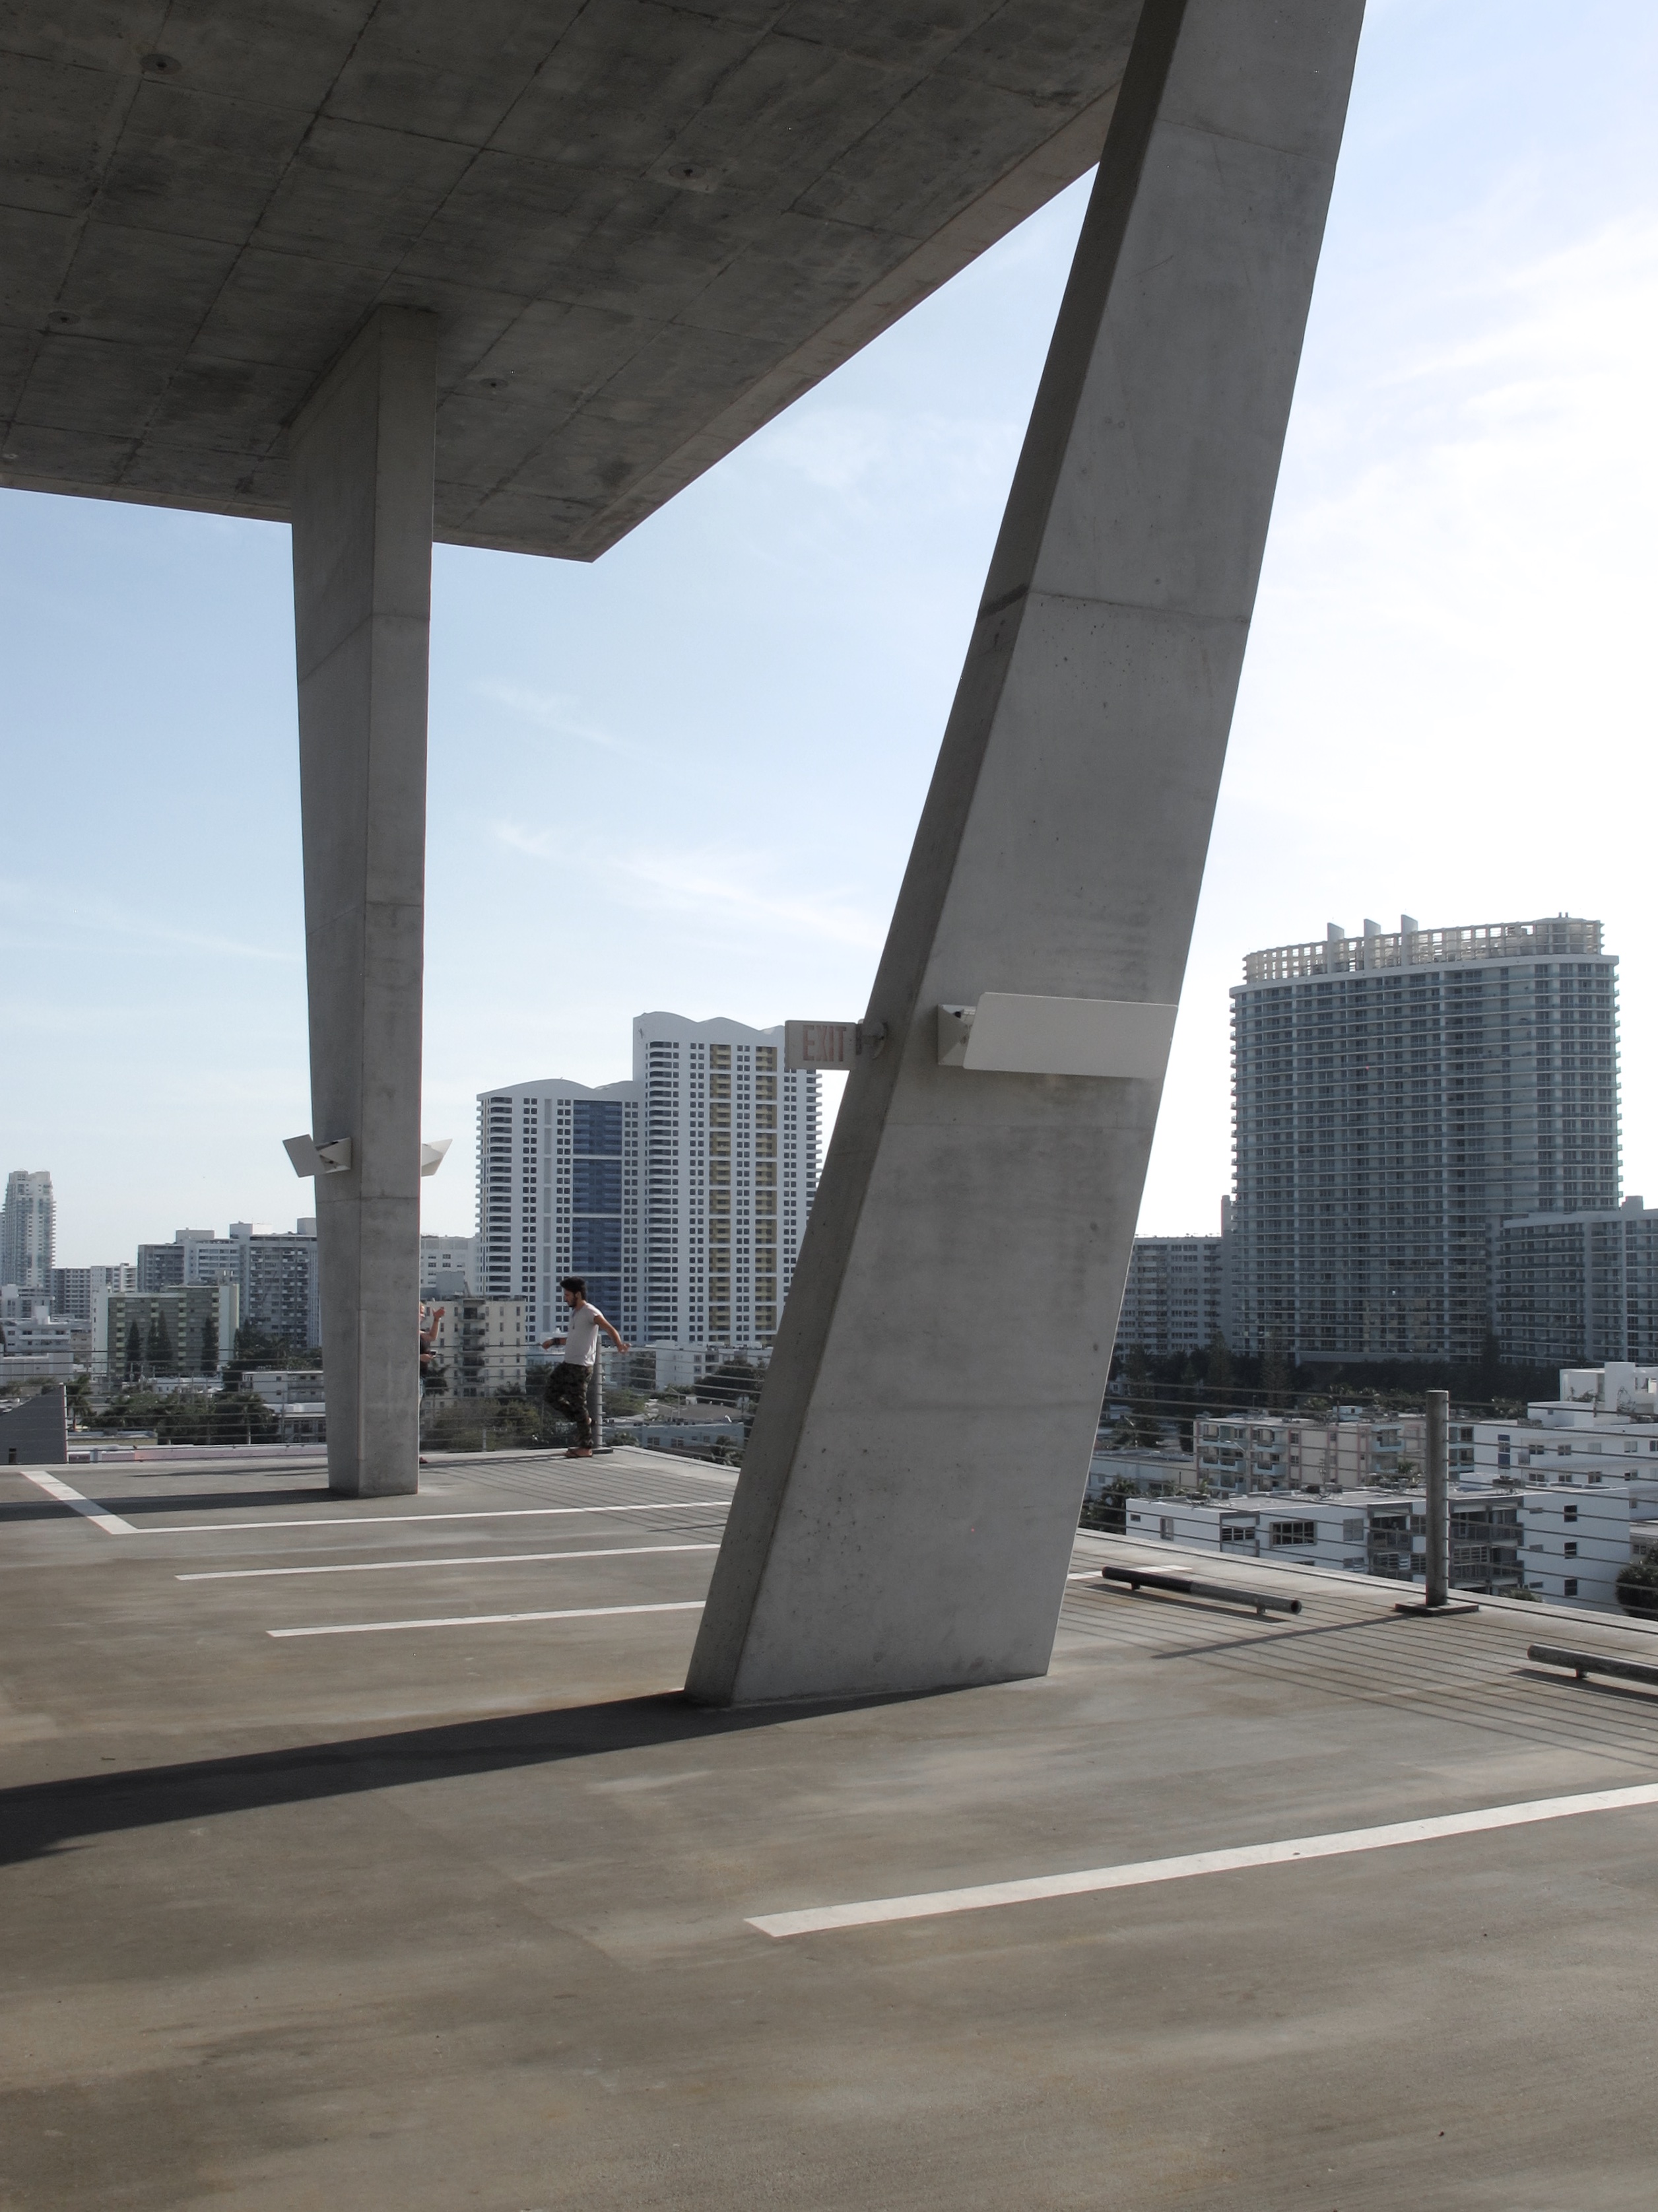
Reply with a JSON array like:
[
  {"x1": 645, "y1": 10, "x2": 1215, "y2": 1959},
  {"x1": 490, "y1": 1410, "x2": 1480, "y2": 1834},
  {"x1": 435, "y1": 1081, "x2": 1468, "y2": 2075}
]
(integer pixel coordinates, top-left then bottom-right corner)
[{"x1": 1, "y1": 3, "x2": 1142, "y2": 560}]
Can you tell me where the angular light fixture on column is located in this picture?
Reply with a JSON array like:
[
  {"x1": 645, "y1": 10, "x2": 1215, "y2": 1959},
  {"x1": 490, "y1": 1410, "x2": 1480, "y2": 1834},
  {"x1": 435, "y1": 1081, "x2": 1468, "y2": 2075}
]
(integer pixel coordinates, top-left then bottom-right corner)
[
  {"x1": 283, "y1": 1134, "x2": 353, "y2": 1177},
  {"x1": 420, "y1": 1139, "x2": 452, "y2": 1178}
]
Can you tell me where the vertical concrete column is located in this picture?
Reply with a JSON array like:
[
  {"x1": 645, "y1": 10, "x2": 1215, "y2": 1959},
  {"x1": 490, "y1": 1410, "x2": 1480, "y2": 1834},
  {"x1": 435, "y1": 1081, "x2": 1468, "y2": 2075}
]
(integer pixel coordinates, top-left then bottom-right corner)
[
  {"x1": 290, "y1": 308, "x2": 438, "y2": 1497},
  {"x1": 688, "y1": 0, "x2": 1365, "y2": 1704}
]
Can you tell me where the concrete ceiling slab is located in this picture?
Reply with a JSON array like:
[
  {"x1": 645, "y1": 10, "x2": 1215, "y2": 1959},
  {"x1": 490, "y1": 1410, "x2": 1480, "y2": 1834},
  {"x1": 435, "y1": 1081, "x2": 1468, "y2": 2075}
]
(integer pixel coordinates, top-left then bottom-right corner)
[{"x1": 0, "y1": 1, "x2": 1141, "y2": 557}]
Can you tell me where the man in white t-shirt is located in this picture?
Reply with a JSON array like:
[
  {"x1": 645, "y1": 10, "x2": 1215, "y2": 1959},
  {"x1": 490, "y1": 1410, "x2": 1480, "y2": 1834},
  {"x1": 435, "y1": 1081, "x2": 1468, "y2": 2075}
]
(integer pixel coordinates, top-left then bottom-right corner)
[{"x1": 541, "y1": 1276, "x2": 629, "y2": 1458}]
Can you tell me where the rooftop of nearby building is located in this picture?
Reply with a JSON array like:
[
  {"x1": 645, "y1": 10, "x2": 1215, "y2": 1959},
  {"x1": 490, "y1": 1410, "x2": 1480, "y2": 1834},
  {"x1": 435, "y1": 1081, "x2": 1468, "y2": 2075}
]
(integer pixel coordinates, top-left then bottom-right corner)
[
  {"x1": 1241, "y1": 912, "x2": 1606, "y2": 985},
  {"x1": 7, "y1": 1445, "x2": 1658, "y2": 2207}
]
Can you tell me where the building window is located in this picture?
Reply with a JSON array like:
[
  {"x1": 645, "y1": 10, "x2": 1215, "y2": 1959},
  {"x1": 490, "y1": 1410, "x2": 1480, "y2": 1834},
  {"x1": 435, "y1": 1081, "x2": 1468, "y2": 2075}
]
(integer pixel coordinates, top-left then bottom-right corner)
[
  {"x1": 1564, "y1": 1578, "x2": 1579, "y2": 1597},
  {"x1": 1271, "y1": 1520, "x2": 1319, "y2": 1547}
]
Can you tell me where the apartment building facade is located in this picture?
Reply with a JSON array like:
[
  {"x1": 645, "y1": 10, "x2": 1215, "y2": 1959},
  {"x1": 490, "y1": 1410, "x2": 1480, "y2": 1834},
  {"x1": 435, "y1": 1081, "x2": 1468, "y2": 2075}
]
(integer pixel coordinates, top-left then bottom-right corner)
[
  {"x1": 426, "y1": 1296, "x2": 527, "y2": 1398},
  {"x1": 477, "y1": 1077, "x2": 642, "y2": 1347},
  {"x1": 1193, "y1": 1408, "x2": 1445, "y2": 1490},
  {"x1": 636, "y1": 1013, "x2": 818, "y2": 1355},
  {"x1": 49, "y1": 1263, "x2": 136, "y2": 1322},
  {"x1": 420, "y1": 1233, "x2": 480, "y2": 1296},
  {"x1": 1494, "y1": 1199, "x2": 1658, "y2": 1364},
  {"x1": 477, "y1": 1013, "x2": 820, "y2": 1361},
  {"x1": 1115, "y1": 1228, "x2": 1228, "y2": 1358},
  {"x1": 134, "y1": 1224, "x2": 318, "y2": 1348},
  {"x1": 1231, "y1": 916, "x2": 1620, "y2": 1362},
  {"x1": 1, "y1": 1170, "x2": 55, "y2": 1293},
  {"x1": 95, "y1": 1283, "x2": 240, "y2": 1380},
  {"x1": 1121, "y1": 1487, "x2": 1523, "y2": 1592}
]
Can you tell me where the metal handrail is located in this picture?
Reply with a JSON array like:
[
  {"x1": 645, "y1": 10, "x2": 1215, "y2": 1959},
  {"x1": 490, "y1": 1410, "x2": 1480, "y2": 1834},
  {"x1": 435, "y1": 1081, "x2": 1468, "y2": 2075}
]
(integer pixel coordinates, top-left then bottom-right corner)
[
  {"x1": 1098, "y1": 1566, "x2": 1302, "y2": 1618},
  {"x1": 1528, "y1": 1643, "x2": 1658, "y2": 1689}
]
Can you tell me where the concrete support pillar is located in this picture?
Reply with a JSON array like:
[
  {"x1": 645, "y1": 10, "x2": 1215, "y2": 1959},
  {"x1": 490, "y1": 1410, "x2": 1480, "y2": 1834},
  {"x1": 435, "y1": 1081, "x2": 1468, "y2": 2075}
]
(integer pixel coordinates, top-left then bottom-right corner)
[
  {"x1": 290, "y1": 308, "x2": 438, "y2": 1497},
  {"x1": 688, "y1": 0, "x2": 1364, "y2": 1704}
]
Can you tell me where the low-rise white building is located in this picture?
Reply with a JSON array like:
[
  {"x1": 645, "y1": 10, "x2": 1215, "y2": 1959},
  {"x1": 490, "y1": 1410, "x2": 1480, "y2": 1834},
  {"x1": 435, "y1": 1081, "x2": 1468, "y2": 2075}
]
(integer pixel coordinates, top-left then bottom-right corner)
[
  {"x1": 1120, "y1": 1486, "x2": 1526, "y2": 1593},
  {"x1": 1472, "y1": 1363, "x2": 1658, "y2": 1487},
  {"x1": 244, "y1": 1371, "x2": 325, "y2": 1410},
  {"x1": 1516, "y1": 1483, "x2": 1658, "y2": 1609},
  {"x1": 426, "y1": 1296, "x2": 527, "y2": 1398},
  {"x1": 1195, "y1": 1408, "x2": 1447, "y2": 1491},
  {"x1": 613, "y1": 1413, "x2": 746, "y2": 1458},
  {"x1": 0, "y1": 1309, "x2": 77, "y2": 1381},
  {"x1": 1088, "y1": 1445, "x2": 1200, "y2": 1498}
]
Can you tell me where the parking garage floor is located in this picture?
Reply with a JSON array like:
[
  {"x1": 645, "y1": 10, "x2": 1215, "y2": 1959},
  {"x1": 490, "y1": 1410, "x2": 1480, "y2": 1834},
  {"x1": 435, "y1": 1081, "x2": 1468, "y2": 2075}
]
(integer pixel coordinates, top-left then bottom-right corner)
[{"x1": 5, "y1": 1446, "x2": 1658, "y2": 2210}]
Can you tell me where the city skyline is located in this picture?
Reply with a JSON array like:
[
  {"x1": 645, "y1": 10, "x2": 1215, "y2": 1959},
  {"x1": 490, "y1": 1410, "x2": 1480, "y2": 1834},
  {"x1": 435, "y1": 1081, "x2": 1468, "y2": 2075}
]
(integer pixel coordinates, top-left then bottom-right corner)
[{"x1": 4, "y1": 3, "x2": 1656, "y2": 1259}]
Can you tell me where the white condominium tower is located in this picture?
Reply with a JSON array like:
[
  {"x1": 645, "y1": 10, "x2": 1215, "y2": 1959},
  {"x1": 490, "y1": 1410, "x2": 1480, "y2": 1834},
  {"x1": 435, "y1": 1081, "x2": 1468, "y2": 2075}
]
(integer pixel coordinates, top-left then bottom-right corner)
[
  {"x1": 635, "y1": 1013, "x2": 819, "y2": 1353},
  {"x1": 1, "y1": 1170, "x2": 55, "y2": 1293},
  {"x1": 1232, "y1": 916, "x2": 1620, "y2": 1364},
  {"x1": 477, "y1": 1078, "x2": 642, "y2": 1347},
  {"x1": 476, "y1": 1013, "x2": 820, "y2": 1358}
]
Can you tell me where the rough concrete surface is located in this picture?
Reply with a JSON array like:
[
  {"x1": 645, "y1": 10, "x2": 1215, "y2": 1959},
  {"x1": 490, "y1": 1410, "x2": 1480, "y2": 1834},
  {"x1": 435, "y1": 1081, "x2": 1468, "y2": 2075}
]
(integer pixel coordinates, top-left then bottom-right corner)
[
  {"x1": 291, "y1": 306, "x2": 436, "y2": 1498},
  {"x1": 5, "y1": 1447, "x2": 1658, "y2": 2208},
  {"x1": 688, "y1": 0, "x2": 1365, "y2": 1706},
  {"x1": 0, "y1": 2, "x2": 1145, "y2": 556}
]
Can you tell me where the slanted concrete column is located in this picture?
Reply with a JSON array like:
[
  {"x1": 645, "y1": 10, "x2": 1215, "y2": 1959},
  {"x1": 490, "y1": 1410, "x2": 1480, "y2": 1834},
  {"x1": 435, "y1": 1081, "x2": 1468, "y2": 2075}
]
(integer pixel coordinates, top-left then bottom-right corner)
[
  {"x1": 290, "y1": 308, "x2": 438, "y2": 1497},
  {"x1": 688, "y1": 0, "x2": 1364, "y2": 1704}
]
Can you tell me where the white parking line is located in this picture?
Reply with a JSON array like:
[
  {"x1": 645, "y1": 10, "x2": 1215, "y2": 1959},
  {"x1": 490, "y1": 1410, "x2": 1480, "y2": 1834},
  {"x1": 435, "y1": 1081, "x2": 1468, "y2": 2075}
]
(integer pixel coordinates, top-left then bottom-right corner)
[
  {"x1": 746, "y1": 1780, "x2": 1658, "y2": 1938},
  {"x1": 127, "y1": 1500, "x2": 728, "y2": 1534},
  {"x1": 269, "y1": 1599, "x2": 706, "y2": 1638},
  {"x1": 180, "y1": 1542, "x2": 717, "y2": 1581},
  {"x1": 19, "y1": 1469, "x2": 137, "y2": 1535}
]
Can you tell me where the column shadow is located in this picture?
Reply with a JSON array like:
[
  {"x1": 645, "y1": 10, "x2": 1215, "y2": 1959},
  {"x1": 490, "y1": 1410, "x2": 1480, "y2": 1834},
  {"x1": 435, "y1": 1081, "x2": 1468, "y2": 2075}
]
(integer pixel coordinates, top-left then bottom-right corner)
[{"x1": 0, "y1": 1690, "x2": 941, "y2": 1867}]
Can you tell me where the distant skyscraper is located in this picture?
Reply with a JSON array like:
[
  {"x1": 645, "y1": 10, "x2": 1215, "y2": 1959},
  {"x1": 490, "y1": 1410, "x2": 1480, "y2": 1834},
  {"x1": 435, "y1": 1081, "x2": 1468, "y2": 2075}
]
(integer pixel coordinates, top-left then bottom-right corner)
[
  {"x1": 1115, "y1": 1224, "x2": 1229, "y2": 1359},
  {"x1": 131, "y1": 1224, "x2": 317, "y2": 1347},
  {"x1": 634, "y1": 1012, "x2": 819, "y2": 1353},
  {"x1": 476, "y1": 1013, "x2": 820, "y2": 1358},
  {"x1": 1, "y1": 1170, "x2": 54, "y2": 1292},
  {"x1": 478, "y1": 1077, "x2": 642, "y2": 1347},
  {"x1": 1232, "y1": 916, "x2": 1620, "y2": 1362},
  {"x1": 136, "y1": 1229, "x2": 216, "y2": 1293},
  {"x1": 236, "y1": 1222, "x2": 321, "y2": 1351},
  {"x1": 50, "y1": 1263, "x2": 137, "y2": 1322}
]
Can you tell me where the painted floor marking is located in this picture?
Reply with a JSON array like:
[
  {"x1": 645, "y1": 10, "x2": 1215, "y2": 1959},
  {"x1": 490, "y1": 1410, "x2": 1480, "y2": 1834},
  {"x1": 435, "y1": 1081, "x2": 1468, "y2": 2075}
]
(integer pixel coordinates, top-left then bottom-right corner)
[
  {"x1": 269, "y1": 1599, "x2": 706, "y2": 1638},
  {"x1": 180, "y1": 1542, "x2": 717, "y2": 1581},
  {"x1": 18, "y1": 1469, "x2": 137, "y2": 1535},
  {"x1": 124, "y1": 1500, "x2": 727, "y2": 1534},
  {"x1": 747, "y1": 1781, "x2": 1658, "y2": 1939}
]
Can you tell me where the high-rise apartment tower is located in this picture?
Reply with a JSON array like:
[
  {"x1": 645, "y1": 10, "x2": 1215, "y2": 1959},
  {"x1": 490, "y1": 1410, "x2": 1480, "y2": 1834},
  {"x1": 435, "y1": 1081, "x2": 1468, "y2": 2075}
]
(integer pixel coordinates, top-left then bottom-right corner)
[
  {"x1": 1232, "y1": 916, "x2": 1619, "y2": 1362},
  {"x1": 634, "y1": 1013, "x2": 818, "y2": 1353},
  {"x1": 477, "y1": 1013, "x2": 820, "y2": 1359},
  {"x1": 1, "y1": 1170, "x2": 55, "y2": 1293},
  {"x1": 477, "y1": 1079, "x2": 642, "y2": 1348}
]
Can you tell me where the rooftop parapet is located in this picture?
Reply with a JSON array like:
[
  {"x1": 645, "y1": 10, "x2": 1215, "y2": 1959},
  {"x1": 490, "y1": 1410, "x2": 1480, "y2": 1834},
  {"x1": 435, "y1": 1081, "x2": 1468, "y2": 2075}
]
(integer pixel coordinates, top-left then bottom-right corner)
[{"x1": 1242, "y1": 915, "x2": 1603, "y2": 985}]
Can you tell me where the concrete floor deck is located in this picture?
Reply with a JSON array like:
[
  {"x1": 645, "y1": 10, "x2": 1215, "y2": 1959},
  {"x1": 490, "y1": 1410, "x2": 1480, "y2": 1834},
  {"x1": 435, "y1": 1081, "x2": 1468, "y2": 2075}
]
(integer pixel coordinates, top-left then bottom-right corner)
[{"x1": 5, "y1": 1448, "x2": 1658, "y2": 2209}]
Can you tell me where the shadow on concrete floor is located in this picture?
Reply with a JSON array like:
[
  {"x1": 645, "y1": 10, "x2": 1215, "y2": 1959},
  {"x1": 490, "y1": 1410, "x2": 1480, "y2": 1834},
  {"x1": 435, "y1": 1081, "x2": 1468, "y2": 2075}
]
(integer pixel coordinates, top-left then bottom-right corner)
[
  {"x1": 0, "y1": 1690, "x2": 939, "y2": 1866},
  {"x1": 0, "y1": 1487, "x2": 329, "y2": 1524}
]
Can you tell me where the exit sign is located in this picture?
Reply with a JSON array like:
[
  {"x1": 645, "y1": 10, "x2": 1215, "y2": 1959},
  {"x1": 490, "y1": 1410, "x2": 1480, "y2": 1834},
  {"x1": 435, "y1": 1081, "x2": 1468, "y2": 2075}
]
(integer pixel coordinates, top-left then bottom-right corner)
[{"x1": 785, "y1": 1021, "x2": 859, "y2": 1070}]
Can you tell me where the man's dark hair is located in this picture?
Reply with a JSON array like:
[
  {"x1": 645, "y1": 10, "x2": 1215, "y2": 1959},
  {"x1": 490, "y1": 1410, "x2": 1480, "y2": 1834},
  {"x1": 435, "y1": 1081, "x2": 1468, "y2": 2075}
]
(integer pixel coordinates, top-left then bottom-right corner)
[{"x1": 560, "y1": 1275, "x2": 586, "y2": 1297}]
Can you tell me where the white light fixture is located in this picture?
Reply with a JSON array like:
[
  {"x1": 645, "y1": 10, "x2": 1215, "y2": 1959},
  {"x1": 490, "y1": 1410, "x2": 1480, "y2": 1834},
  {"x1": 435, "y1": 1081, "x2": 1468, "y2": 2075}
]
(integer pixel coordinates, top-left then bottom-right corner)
[
  {"x1": 937, "y1": 993, "x2": 1179, "y2": 1079},
  {"x1": 283, "y1": 1133, "x2": 352, "y2": 1177},
  {"x1": 420, "y1": 1138, "x2": 453, "y2": 1178}
]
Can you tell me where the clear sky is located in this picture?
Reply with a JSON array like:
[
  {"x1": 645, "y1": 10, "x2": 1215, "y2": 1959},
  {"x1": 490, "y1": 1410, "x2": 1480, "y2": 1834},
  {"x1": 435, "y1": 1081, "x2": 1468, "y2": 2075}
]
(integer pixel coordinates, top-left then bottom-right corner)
[{"x1": 4, "y1": 0, "x2": 1655, "y2": 1267}]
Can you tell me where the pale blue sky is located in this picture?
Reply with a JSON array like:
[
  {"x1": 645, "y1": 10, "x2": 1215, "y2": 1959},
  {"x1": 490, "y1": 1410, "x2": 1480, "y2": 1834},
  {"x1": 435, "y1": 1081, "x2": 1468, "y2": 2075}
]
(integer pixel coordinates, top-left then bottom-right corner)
[{"x1": 4, "y1": 0, "x2": 1655, "y2": 1265}]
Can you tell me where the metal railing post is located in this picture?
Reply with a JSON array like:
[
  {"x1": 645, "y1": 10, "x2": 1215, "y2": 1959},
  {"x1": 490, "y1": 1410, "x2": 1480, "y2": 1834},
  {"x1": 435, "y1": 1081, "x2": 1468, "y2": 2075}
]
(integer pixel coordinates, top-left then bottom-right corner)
[
  {"x1": 1425, "y1": 1388, "x2": 1449, "y2": 1609},
  {"x1": 587, "y1": 1357, "x2": 611, "y2": 1454}
]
